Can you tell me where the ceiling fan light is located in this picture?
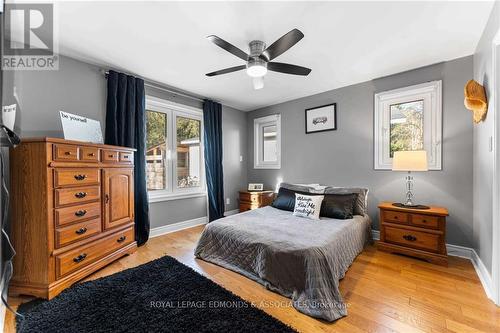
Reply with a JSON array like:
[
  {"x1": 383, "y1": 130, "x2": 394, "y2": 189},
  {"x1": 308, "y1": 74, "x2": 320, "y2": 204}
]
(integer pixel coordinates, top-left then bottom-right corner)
[
  {"x1": 247, "y1": 64, "x2": 267, "y2": 77},
  {"x1": 246, "y1": 56, "x2": 267, "y2": 77},
  {"x1": 253, "y1": 77, "x2": 264, "y2": 90}
]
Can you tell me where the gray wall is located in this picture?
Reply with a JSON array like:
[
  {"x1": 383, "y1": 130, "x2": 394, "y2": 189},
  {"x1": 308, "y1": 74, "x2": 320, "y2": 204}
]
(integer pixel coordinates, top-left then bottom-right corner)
[
  {"x1": 5, "y1": 55, "x2": 247, "y2": 230},
  {"x1": 472, "y1": 0, "x2": 500, "y2": 274},
  {"x1": 7, "y1": 56, "x2": 106, "y2": 137},
  {"x1": 247, "y1": 56, "x2": 474, "y2": 247}
]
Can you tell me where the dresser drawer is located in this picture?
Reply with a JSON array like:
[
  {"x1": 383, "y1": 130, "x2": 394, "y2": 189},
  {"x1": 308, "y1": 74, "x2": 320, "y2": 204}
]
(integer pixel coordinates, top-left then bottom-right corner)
[
  {"x1": 102, "y1": 150, "x2": 119, "y2": 163},
  {"x1": 55, "y1": 201, "x2": 101, "y2": 227},
  {"x1": 240, "y1": 192, "x2": 260, "y2": 203},
  {"x1": 411, "y1": 214, "x2": 439, "y2": 229},
  {"x1": 382, "y1": 210, "x2": 408, "y2": 224},
  {"x1": 239, "y1": 202, "x2": 263, "y2": 212},
  {"x1": 55, "y1": 217, "x2": 102, "y2": 248},
  {"x1": 239, "y1": 202, "x2": 255, "y2": 212},
  {"x1": 54, "y1": 169, "x2": 100, "y2": 187},
  {"x1": 119, "y1": 152, "x2": 133, "y2": 163},
  {"x1": 80, "y1": 147, "x2": 99, "y2": 162},
  {"x1": 55, "y1": 226, "x2": 134, "y2": 278},
  {"x1": 54, "y1": 186, "x2": 100, "y2": 207},
  {"x1": 384, "y1": 226, "x2": 439, "y2": 252},
  {"x1": 53, "y1": 144, "x2": 79, "y2": 161}
]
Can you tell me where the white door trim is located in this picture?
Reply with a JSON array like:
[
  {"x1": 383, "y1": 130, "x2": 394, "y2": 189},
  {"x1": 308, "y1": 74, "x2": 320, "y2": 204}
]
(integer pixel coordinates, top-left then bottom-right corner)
[{"x1": 491, "y1": 28, "x2": 500, "y2": 305}]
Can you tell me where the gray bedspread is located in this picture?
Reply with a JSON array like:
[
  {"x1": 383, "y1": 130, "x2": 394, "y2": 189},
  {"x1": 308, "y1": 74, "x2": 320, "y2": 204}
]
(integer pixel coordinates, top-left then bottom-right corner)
[{"x1": 194, "y1": 206, "x2": 372, "y2": 321}]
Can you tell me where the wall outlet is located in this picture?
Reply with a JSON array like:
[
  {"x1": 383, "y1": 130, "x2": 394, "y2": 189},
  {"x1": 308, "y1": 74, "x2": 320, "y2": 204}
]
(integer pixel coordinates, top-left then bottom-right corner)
[
  {"x1": 226, "y1": 198, "x2": 230, "y2": 205},
  {"x1": 239, "y1": 155, "x2": 243, "y2": 162}
]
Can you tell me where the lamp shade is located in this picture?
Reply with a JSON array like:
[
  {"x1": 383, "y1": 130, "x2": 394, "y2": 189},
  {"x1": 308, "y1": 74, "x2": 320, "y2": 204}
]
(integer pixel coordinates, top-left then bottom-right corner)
[{"x1": 392, "y1": 151, "x2": 428, "y2": 171}]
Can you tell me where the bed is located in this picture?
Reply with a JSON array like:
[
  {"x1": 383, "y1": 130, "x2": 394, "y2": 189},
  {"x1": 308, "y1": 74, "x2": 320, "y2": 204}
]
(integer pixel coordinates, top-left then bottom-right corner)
[{"x1": 194, "y1": 186, "x2": 372, "y2": 322}]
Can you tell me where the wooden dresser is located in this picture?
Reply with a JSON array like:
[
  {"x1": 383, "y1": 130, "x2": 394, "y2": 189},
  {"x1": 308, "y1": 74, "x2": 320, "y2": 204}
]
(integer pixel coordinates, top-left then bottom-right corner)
[
  {"x1": 239, "y1": 190, "x2": 275, "y2": 212},
  {"x1": 377, "y1": 202, "x2": 449, "y2": 266},
  {"x1": 9, "y1": 137, "x2": 137, "y2": 299}
]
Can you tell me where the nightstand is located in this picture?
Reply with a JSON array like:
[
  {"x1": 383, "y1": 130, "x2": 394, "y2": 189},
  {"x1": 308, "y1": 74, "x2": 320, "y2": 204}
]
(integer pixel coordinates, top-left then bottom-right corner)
[
  {"x1": 377, "y1": 202, "x2": 449, "y2": 266},
  {"x1": 239, "y1": 190, "x2": 275, "y2": 212}
]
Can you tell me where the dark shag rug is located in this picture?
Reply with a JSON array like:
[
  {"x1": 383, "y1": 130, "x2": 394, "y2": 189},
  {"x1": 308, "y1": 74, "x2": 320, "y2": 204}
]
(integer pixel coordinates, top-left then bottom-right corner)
[{"x1": 17, "y1": 256, "x2": 297, "y2": 333}]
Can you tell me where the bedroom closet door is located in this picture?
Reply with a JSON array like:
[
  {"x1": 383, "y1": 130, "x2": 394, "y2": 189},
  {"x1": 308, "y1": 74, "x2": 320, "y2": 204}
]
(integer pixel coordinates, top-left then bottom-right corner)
[{"x1": 103, "y1": 168, "x2": 135, "y2": 230}]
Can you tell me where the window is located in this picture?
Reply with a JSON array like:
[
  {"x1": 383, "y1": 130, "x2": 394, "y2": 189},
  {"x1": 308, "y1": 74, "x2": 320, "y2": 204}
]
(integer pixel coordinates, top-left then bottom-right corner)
[
  {"x1": 146, "y1": 96, "x2": 205, "y2": 202},
  {"x1": 254, "y1": 114, "x2": 281, "y2": 169},
  {"x1": 176, "y1": 116, "x2": 201, "y2": 188},
  {"x1": 390, "y1": 100, "x2": 424, "y2": 157},
  {"x1": 146, "y1": 110, "x2": 168, "y2": 190},
  {"x1": 374, "y1": 81, "x2": 442, "y2": 170}
]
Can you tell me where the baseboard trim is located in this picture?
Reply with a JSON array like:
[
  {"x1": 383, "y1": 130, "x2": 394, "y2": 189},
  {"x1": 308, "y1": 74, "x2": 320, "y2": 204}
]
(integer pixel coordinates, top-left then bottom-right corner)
[
  {"x1": 371, "y1": 230, "x2": 494, "y2": 301},
  {"x1": 149, "y1": 210, "x2": 239, "y2": 238},
  {"x1": 471, "y1": 248, "x2": 494, "y2": 300},
  {"x1": 150, "y1": 216, "x2": 207, "y2": 238}
]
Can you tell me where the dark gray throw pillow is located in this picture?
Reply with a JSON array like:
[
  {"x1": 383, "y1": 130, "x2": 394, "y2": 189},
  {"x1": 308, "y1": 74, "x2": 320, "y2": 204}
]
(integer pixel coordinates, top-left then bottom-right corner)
[
  {"x1": 320, "y1": 193, "x2": 357, "y2": 219},
  {"x1": 272, "y1": 187, "x2": 299, "y2": 212}
]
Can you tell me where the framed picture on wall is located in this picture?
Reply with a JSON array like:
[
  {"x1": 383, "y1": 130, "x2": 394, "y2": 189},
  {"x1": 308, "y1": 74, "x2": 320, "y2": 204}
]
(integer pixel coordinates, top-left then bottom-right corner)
[{"x1": 305, "y1": 103, "x2": 337, "y2": 134}]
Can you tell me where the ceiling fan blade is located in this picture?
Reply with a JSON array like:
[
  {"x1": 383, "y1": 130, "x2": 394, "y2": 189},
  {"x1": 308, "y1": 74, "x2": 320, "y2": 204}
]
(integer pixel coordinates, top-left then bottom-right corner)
[
  {"x1": 267, "y1": 62, "x2": 311, "y2": 76},
  {"x1": 207, "y1": 35, "x2": 249, "y2": 61},
  {"x1": 262, "y1": 29, "x2": 304, "y2": 61},
  {"x1": 206, "y1": 65, "x2": 246, "y2": 77}
]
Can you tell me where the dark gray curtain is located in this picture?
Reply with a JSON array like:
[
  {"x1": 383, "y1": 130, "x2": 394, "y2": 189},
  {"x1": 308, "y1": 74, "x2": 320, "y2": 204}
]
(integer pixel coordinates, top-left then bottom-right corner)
[
  {"x1": 203, "y1": 100, "x2": 225, "y2": 221},
  {"x1": 105, "y1": 70, "x2": 150, "y2": 245}
]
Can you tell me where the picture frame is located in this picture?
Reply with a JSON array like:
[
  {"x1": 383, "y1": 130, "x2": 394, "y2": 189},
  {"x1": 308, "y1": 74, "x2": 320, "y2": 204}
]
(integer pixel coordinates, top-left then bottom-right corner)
[
  {"x1": 248, "y1": 183, "x2": 264, "y2": 191},
  {"x1": 305, "y1": 103, "x2": 337, "y2": 134}
]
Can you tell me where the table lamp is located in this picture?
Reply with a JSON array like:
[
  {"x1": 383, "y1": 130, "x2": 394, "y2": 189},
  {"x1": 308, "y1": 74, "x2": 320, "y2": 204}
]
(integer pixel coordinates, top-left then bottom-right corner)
[{"x1": 392, "y1": 150, "x2": 429, "y2": 209}]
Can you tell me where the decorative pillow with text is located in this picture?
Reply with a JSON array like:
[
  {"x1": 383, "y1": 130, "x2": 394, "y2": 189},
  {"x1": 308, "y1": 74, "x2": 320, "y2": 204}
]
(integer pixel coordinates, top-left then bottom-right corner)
[{"x1": 292, "y1": 193, "x2": 324, "y2": 220}]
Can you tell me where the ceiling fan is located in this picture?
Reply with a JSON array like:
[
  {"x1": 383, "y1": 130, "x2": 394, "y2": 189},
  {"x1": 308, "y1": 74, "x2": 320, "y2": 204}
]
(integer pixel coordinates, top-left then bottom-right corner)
[{"x1": 206, "y1": 28, "x2": 311, "y2": 90}]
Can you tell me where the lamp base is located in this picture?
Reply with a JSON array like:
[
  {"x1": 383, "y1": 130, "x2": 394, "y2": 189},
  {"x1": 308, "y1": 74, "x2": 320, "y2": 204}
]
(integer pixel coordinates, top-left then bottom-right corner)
[{"x1": 392, "y1": 202, "x2": 430, "y2": 210}]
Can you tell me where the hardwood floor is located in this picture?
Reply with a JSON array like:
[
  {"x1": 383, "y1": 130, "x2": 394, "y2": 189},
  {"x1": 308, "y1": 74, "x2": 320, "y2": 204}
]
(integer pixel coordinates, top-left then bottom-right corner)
[{"x1": 4, "y1": 225, "x2": 500, "y2": 333}]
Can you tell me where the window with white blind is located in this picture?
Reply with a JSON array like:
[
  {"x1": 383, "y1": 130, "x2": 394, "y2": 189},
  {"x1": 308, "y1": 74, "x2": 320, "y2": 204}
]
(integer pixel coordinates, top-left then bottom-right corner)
[{"x1": 254, "y1": 114, "x2": 281, "y2": 169}]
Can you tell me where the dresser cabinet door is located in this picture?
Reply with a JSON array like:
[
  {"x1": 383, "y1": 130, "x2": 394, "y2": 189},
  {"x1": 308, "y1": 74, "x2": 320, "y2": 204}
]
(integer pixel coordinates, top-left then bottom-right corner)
[{"x1": 103, "y1": 168, "x2": 134, "y2": 230}]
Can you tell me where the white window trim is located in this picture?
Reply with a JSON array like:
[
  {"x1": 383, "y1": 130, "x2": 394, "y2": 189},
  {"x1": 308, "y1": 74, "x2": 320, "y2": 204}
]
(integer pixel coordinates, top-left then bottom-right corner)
[
  {"x1": 491, "y1": 30, "x2": 500, "y2": 306},
  {"x1": 146, "y1": 96, "x2": 206, "y2": 203},
  {"x1": 374, "y1": 80, "x2": 442, "y2": 170},
  {"x1": 254, "y1": 114, "x2": 281, "y2": 169}
]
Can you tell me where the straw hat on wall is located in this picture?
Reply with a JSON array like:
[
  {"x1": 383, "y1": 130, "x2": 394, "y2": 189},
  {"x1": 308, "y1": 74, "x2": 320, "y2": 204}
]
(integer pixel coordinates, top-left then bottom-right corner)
[{"x1": 464, "y1": 79, "x2": 488, "y2": 123}]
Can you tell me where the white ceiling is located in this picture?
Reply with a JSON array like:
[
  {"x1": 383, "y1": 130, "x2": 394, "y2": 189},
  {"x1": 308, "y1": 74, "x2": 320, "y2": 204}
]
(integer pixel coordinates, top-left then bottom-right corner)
[{"x1": 17, "y1": 1, "x2": 496, "y2": 111}]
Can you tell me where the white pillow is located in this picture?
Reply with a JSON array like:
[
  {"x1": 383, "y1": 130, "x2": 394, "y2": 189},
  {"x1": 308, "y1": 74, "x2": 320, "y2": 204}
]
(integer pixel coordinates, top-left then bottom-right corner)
[{"x1": 293, "y1": 193, "x2": 324, "y2": 220}]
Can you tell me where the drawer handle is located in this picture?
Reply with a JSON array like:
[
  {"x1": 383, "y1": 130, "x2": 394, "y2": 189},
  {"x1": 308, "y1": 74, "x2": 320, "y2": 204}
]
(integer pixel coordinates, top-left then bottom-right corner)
[
  {"x1": 88, "y1": 152, "x2": 95, "y2": 157},
  {"x1": 393, "y1": 216, "x2": 399, "y2": 219},
  {"x1": 64, "y1": 151, "x2": 73, "y2": 156},
  {"x1": 75, "y1": 227, "x2": 87, "y2": 235},
  {"x1": 403, "y1": 235, "x2": 417, "y2": 242},
  {"x1": 74, "y1": 174, "x2": 87, "y2": 181},
  {"x1": 75, "y1": 192, "x2": 87, "y2": 199},
  {"x1": 123, "y1": 155, "x2": 129, "y2": 159},
  {"x1": 73, "y1": 253, "x2": 87, "y2": 263},
  {"x1": 117, "y1": 236, "x2": 126, "y2": 243},
  {"x1": 422, "y1": 219, "x2": 427, "y2": 223},
  {"x1": 75, "y1": 210, "x2": 87, "y2": 217},
  {"x1": 108, "y1": 154, "x2": 115, "y2": 158}
]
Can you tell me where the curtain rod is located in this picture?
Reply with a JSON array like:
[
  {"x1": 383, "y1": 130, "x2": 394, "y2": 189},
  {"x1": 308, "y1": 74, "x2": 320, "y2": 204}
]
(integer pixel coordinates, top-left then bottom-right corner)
[{"x1": 101, "y1": 70, "x2": 206, "y2": 103}]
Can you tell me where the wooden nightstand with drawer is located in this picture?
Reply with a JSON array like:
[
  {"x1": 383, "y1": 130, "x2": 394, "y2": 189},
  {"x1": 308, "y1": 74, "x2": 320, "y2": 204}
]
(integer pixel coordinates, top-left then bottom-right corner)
[
  {"x1": 377, "y1": 202, "x2": 449, "y2": 266},
  {"x1": 239, "y1": 190, "x2": 275, "y2": 212}
]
